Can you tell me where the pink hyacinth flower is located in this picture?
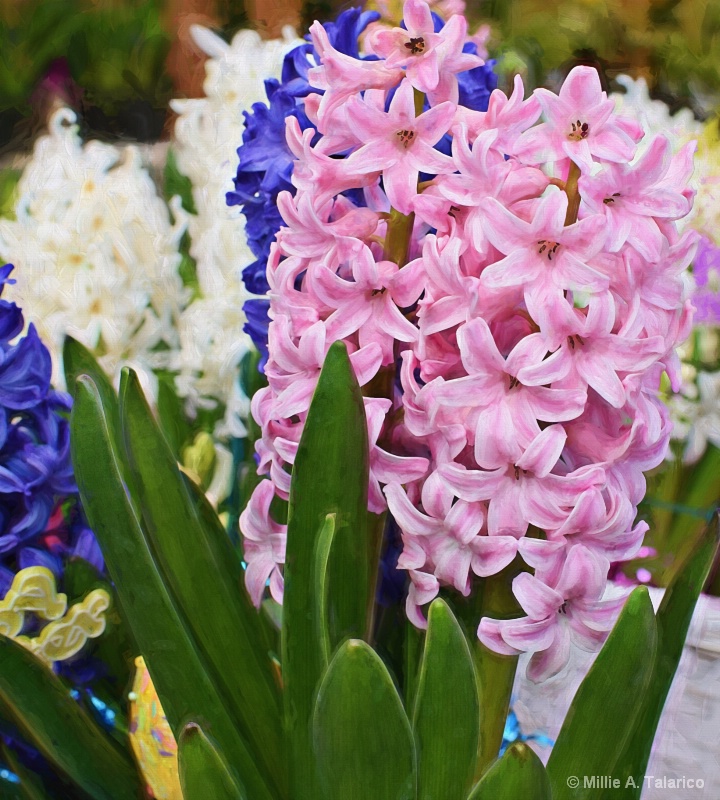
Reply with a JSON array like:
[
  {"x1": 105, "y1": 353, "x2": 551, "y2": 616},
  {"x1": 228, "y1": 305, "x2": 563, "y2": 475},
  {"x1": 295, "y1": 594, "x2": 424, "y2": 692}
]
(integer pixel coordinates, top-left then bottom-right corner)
[
  {"x1": 516, "y1": 293, "x2": 666, "y2": 409},
  {"x1": 479, "y1": 544, "x2": 627, "y2": 682},
  {"x1": 343, "y1": 78, "x2": 456, "y2": 214},
  {"x1": 579, "y1": 135, "x2": 695, "y2": 260},
  {"x1": 385, "y1": 482, "x2": 518, "y2": 594},
  {"x1": 308, "y1": 21, "x2": 404, "y2": 124},
  {"x1": 430, "y1": 317, "x2": 587, "y2": 468},
  {"x1": 439, "y1": 425, "x2": 605, "y2": 537},
  {"x1": 240, "y1": 480, "x2": 287, "y2": 606},
  {"x1": 479, "y1": 187, "x2": 609, "y2": 324},
  {"x1": 515, "y1": 65, "x2": 641, "y2": 172},
  {"x1": 368, "y1": 0, "x2": 482, "y2": 101}
]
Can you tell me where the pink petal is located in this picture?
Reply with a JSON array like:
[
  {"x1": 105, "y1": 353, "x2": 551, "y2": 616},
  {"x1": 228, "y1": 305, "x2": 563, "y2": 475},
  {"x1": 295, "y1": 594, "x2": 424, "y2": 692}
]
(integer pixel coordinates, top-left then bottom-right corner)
[
  {"x1": 516, "y1": 425, "x2": 567, "y2": 477},
  {"x1": 471, "y1": 535, "x2": 518, "y2": 577},
  {"x1": 555, "y1": 544, "x2": 609, "y2": 602},
  {"x1": 385, "y1": 482, "x2": 440, "y2": 536},
  {"x1": 526, "y1": 623, "x2": 571, "y2": 682},
  {"x1": 499, "y1": 615, "x2": 557, "y2": 652}
]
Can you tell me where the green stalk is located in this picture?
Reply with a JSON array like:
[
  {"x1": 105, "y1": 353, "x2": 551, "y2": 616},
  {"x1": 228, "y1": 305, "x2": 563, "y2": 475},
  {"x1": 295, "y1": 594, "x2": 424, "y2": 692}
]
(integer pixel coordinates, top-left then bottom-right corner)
[
  {"x1": 447, "y1": 558, "x2": 523, "y2": 781},
  {"x1": 383, "y1": 207, "x2": 415, "y2": 266},
  {"x1": 564, "y1": 161, "x2": 582, "y2": 226},
  {"x1": 473, "y1": 563, "x2": 522, "y2": 780}
]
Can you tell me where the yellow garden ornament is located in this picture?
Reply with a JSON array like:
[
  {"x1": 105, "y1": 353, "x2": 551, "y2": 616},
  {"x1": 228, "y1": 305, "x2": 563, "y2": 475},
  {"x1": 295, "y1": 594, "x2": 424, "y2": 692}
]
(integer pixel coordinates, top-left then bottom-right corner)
[
  {"x1": 128, "y1": 657, "x2": 182, "y2": 800},
  {"x1": 0, "y1": 566, "x2": 110, "y2": 665}
]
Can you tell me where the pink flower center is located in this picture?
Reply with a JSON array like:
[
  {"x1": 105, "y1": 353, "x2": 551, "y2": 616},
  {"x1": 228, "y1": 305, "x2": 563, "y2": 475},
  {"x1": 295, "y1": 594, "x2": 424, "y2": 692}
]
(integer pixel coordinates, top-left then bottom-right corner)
[
  {"x1": 558, "y1": 601, "x2": 568, "y2": 614},
  {"x1": 537, "y1": 240, "x2": 560, "y2": 261},
  {"x1": 508, "y1": 375, "x2": 520, "y2": 390},
  {"x1": 603, "y1": 192, "x2": 621, "y2": 205},
  {"x1": 396, "y1": 129, "x2": 417, "y2": 149},
  {"x1": 513, "y1": 465, "x2": 528, "y2": 480},
  {"x1": 566, "y1": 334, "x2": 585, "y2": 350},
  {"x1": 404, "y1": 37, "x2": 426, "y2": 55},
  {"x1": 568, "y1": 119, "x2": 590, "y2": 141}
]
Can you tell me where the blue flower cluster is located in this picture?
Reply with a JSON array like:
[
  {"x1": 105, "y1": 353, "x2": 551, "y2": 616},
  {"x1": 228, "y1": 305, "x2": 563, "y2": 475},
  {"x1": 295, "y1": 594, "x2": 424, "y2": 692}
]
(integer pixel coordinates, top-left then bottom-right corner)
[
  {"x1": 227, "y1": 8, "x2": 498, "y2": 368},
  {"x1": 227, "y1": 8, "x2": 381, "y2": 366},
  {"x1": 0, "y1": 265, "x2": 102, "y2": 595}
]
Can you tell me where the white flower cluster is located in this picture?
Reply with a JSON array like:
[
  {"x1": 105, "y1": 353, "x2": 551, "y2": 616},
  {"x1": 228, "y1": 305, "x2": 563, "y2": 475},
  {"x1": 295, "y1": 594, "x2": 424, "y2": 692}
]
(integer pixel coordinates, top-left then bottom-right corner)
[
  {"x1": 170, "y1": 25, "x2": 302, "y2": 437},
  {"x1": 0, "y1": 108, "x2": 189, "y2": 392},
  {"x1": 612, "y1": 75, "x2": 703, "y2": 147}
]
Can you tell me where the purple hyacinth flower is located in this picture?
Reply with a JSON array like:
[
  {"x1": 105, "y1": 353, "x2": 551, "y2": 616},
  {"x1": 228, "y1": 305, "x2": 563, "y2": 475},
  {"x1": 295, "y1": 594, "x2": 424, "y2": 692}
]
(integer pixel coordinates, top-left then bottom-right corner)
[{"x1": 692, "y1": 235, "x2": 720, "y2": 324}]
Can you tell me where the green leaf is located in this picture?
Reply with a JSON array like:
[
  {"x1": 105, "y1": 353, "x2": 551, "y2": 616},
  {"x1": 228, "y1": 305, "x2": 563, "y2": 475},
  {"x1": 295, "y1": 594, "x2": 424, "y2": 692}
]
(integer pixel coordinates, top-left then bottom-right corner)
[
  {"x1": 413, "y1": 599, "x2": 479, "y2": 800},
  {"x1": 70, "y1": 376, "x2": 274, "y2": 800},
  {"x1": 0, "y1": 637, "x2": 139, "y2": 800},
  {"x1": 608, "y1": 516, "x2": 720, "y2": 798},
  {"x1": 156, "y1": 373, "x2": 193, "y2": 460},
  {"x1": 62, "y1": 336, "x2": 139, "y2": 511},
  {"x1": 314, "y1": 514, "x2": 336, "y2": 667},
  {"x1": 63, "y1": 335, "x2": 119, "y2": 443},
  {"x1": 178, "y1": 724, "x2": 246, "y2": 800},
  {"x1": 313, "y1": 640, "x2": 416, "y2": 800},
  {"x1": 181, "y1": 472, "x2": 281, "y2": 662},
  {"x1": 662, "y1": 445, "x2": 720, "y2": 586},
  {"x1": 467, "y1": 742, "x2": 551, "y2": 800},
  {"x1": 118, "y1": 368, "x2": 285, "y2": 796},
  {"x1": 283, "y1": 342, "x2": 373, "y2": 799},
  {"x1": 546, "y1": 587, "x2": 657, "y2": 800}
]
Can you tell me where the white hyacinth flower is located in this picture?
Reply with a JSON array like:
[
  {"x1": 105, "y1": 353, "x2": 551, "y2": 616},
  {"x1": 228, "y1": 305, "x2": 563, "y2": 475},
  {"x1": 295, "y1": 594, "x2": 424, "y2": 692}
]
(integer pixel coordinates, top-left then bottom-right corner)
[
  {"x1": 612, "y1": 75, "x2": 703, "y2": 146},
  {"x1": 170, "y1": 25, "x2": 302, "y2": 438},
  {"x1": 669, "y1": 370, "x2": 720, "y2": 463},
  {"x1": 0, "y1": 108, "x2": 189, "y2": 395}
]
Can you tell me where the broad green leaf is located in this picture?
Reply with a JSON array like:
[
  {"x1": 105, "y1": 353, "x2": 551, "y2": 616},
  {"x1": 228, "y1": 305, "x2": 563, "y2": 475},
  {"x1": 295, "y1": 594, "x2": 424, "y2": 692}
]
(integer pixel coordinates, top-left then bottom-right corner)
[
  {"x1": 662, "y1": 445, "x2": 720, "y2": 587},
  {"x1": 283, "y1": 342, "x2": 372, "y2": 799},
  {"x1": 547, "y1": 587, "x2": 657, "y2": 800},
  {"x1": 156, "y1": 373, "x2": 193, "y2": 460},
  {"x1": 70, "y1": 377, "x2": 273, "y2": 800},
  {"x1": 118, "y1": 369, "x2": 285, "y2": 797},
  {"x1": 314, "y1": 514, "x2": 337, "y2": 667},
  {"x1": 182, "y1": 472, "x2": 280, "y2": 662},
  {"x1": 178, "y1": 724, "x2": 246, "y2": 800},
  {"x1": 607, "y1": 517, "x2": 720, "y2": 798},
  {"x1": 467, "y1": 742, "x2": 551, "y2": 800},
  {"x1": 0, "y1": 636, "x2": 139, "y2": 800},
  {"x1": 313, "y1": 640, "x2": 416, "y2": 800},
  {"x1": 413, "y1": 599, "x2": 479, "y2": 800},
  {"x1": 63, "y1": 335, "x2": 120, "y2": 446},
  {"x1": 62, "y1": 335, "x2": 139, "y2": 510}
]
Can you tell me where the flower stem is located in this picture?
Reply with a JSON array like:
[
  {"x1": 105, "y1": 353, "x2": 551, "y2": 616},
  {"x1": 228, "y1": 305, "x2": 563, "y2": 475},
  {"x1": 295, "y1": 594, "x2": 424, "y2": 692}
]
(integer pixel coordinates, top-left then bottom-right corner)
[
  {"x1": 564, "y1": 161, "x2": 582, "y2": 226},
  {"x1": 382, "y1": 207, "x2": 415, "y2": 266},
  {"x1": 413, "y1": 87, "x2": 425, "y2": 117},
  {"x1": 463, "y1": 558, "x2": 523, "y2": 779}
]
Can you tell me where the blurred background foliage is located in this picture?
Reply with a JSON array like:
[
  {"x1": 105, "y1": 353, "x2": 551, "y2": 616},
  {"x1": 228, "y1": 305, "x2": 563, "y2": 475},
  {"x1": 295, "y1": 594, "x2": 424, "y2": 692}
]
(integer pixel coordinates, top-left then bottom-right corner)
[
  {"x1": 0, "y1": 0, "x2": 174, "y2": 144},
  {"x1": 476, "y1": 0, "x2": 720, "y2": 115},
  {"x1": 0, "y1": 0, "x2": 719, "y2": 153}
]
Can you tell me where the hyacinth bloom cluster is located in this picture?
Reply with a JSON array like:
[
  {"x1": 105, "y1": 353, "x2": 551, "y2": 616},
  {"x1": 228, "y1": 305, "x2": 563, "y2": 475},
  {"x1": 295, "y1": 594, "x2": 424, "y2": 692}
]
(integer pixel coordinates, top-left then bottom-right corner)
[
  {"x1": 171, "y1": 25, "x2": 302, "y2": 438},
  {"x1": 0, "y1": 265, "x2": 102, "y2": 597},
  {"x1": 227, "y1": 4, "x2": 496, "y2": 365},
  {"x1": 0, "y1": 109, "x2": 188, "y2": 395},
  {"x1": 239, "y1": 0, "x2": 697, "y2": 682}
]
